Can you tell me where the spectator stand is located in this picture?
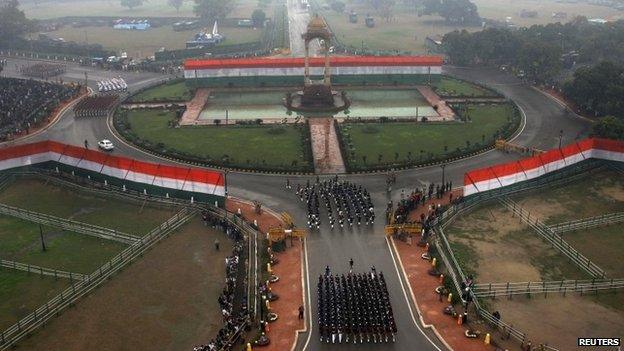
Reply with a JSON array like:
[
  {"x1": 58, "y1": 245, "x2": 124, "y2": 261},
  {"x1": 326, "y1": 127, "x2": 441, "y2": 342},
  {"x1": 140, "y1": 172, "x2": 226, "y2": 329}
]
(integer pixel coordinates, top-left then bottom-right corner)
[{"x1": 0, "y1": 77, "x2": 82, "y2": 141}]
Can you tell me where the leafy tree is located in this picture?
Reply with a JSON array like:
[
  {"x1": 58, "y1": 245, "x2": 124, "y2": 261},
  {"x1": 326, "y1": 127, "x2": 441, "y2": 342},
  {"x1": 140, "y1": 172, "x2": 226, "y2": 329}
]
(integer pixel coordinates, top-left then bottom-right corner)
[
  {"x1": 563, "y1": 61, "x2": 624, "y2": 117},
  {"x1": 378, "y1": 0, "x2": 395, "y2": 22},
  {"x1": 592, "y1": 116, "x2": 624, "y2": 140},
  {"x1": 120, "y1": 0, "x2": 143, "y2": 10},
  {"x1": 422, "y1": 0, "x2": 480, "y2": 25},
  {"x1": 194, "y1": 0, "x2": 235, "y2": 24},
  {"x1": 251, "y1": 9, "x2": 266, "y2": 27},
  {"x1": 0, "y1": 0, "x2": 32, "y2": 46},
  {"x1": 330, "y1": 0, "x2": 345, "y2": 13},
  {"x1": 168, "y1": 0, "x2": 184, "y2": 12}
]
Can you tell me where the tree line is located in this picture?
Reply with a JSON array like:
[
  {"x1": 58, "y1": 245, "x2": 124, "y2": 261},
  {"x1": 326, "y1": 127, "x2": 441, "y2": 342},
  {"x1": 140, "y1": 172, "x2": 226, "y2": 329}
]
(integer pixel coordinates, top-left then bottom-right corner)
[
  {"x1": 564, "y1": 61, "x2": 624, "y2": 140},
  {"x1": 443, "y1": 18, "x2": 624, "y2": 83}
]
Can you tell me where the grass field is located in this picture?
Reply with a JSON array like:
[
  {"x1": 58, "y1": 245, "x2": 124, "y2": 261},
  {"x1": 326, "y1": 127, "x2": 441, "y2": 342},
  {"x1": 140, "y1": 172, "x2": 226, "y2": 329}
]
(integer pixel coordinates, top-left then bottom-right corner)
[
  {"x1": 20, "y1": 0, "x2": 271, "y2": 19},
  {"x1": 123, "y1": 109, "x2": 311, "y2": 170},
  {"x1": 37, "y1": 25, "x2": 263, "y2": 58},
  {"x1": 563, "y1": 223, "x2": 624, "y2": 278},
  {"x1": 445, "y1": 203, "x2": 588, "y2": 282},
  {"x1": 341, "y1": 103, "x2": 515, "y2": 169},
  {"x1": 17, "y1": 218, "x2": 234, "y2": 351},
  {"x1": 130, "y1": 80, "x2": 194, "y2": 102},
  {"x1": 512, "y1": 169, "x2": 624, "y2": 225},
  {"x1": 0, "y1": 178, "x2": 175, "y2": 235},
  {"x1": 316, "y1": 0, "x2": 622, "y2": 54},
  {"x1": 432, "y1": 76, "x2": 495, "y2": 97},
  {"x1": 0, "y1": 215, "x2": 126, "y2": 274},
  {"x1": 0, "y1": 268, "x2": 69, "y2": 331}
]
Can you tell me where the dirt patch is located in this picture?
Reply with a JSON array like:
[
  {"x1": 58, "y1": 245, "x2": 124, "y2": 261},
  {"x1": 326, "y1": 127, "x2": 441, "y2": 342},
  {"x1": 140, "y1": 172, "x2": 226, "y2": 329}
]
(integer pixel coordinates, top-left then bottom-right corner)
[
  {"x1": 563, "y1": 223, "x2": 624, "y2": 278},
  {"x1": 446, "y1": 203, "x2": 587, "y2": 283},
  {"x1": 490, "y1": 293, "x2": 624, "y2": 350},
  {"x1": 513, "y1": 170, "x2": 624, "y2": 224},
  {"x1": 16, "y1": 217, "x2": 233, "y2": 351}
]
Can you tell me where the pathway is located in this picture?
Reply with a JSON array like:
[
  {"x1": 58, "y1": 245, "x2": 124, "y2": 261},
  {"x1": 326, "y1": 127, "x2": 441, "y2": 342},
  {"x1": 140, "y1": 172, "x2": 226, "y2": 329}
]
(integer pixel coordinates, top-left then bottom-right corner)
[
  {"x1": 225, "y1": 198, "x2": 305, "y2": 351},
  {"x1": 417, "y1": 86, "x2": 456, "y2": 121},
  {"x1": 179, "y1": 88, "x2": 211, "y2": 126},
  {"x1": 394, "y1": 189, "x2": 497, "y2": 351},
  {"x1": 308, "y1": 118, "x2": 346, "y2": 174}
]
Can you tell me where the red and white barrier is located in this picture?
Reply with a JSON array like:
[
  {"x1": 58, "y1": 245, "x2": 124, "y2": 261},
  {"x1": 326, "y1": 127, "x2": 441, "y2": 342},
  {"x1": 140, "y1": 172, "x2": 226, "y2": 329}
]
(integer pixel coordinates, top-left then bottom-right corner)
[
  {"x1": 184, "y1": 56, "x2": 443, "y2": 79},
  {"x1": 0, "y1": 140, "x2": 225, "y2": 197},
  {"x1": 464, "y1": 138, "x2": 624, "y2": 196}
]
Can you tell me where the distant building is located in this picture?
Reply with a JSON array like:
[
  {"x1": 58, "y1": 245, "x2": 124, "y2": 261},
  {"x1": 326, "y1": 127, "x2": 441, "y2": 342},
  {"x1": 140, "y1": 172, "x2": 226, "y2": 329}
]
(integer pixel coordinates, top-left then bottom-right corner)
[
  {"x1": 113, "y1": 19, "x2": 150, "y2": 30},
  {"x1": 425, "y1": 36, "x2": 443, "y2": 53},
  {"x1": 588, "y1": 18, "x2": 608, "y2": 24},
  {"x1": 552, "y1": 12, "x2": 567, "y2": 19},
  {"x1": 186, "y1": 22, "x2": 225, "y2": 49}
]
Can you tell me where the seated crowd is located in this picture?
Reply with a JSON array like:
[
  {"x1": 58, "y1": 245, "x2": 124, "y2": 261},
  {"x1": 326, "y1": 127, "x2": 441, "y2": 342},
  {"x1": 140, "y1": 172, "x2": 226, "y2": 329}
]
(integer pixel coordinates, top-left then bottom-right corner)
[
  {"x1": 0, "y1": 77, "x2": 79, "y2": 140},
  {"x1": 193, "y1": 212, "x2": 250, "y2": 351}
]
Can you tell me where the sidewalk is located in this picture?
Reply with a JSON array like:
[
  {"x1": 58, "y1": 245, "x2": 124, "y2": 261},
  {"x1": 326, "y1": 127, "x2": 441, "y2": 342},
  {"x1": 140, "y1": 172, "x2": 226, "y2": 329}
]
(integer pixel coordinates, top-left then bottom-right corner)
[
  {"x1": 396, "y1": 189, "x2": 496, "y2": 351},
  {"x1": 225, "y1": 198, "x2": 305, "y2": 350}
]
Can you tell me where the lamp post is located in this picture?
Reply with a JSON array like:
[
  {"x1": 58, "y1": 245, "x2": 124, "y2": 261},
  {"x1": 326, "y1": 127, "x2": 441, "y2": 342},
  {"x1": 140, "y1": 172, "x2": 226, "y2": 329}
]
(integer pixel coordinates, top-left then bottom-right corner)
[
  {"x1": 558, "y1": 129, "x2": 563, "y2": 149},
  {"x1": 440, "y1": 163, "x2": 447, "y2": 187}
]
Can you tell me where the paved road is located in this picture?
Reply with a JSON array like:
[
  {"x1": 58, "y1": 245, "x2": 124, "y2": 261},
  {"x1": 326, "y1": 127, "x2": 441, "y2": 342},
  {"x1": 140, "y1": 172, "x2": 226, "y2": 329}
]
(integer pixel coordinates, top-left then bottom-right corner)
[
  {"x1": 287, "y1": 0, "x2": 321, "y2": 57},
  {"x1": 1, "y1": 50, "x2": 592, "y2": 351}
]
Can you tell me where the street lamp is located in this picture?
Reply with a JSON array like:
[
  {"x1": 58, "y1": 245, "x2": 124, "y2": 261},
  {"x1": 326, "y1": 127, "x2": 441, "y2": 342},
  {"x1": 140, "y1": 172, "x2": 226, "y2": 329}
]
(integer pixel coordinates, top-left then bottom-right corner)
[
  {"x1": 440, "y1": 163, "x2": 447, "y2": 187},
  {"x1": 558, "y1": 129, "x2": 563, "y2": 149}
]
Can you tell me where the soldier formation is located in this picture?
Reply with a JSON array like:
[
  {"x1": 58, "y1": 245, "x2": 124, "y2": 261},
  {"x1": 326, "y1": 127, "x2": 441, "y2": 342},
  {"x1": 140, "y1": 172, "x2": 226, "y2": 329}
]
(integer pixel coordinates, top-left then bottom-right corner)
[
  {"x1": 74, "y1": 95, "x2": 119, "y2": 118},
  {"x1": 318, "y1": 268, "x2": 397, "y2": 344},
  {"x1": 20, "y1": 63, "x2": 66, "y2": 79},
  {"x1": 293, "y1": 177, "x2": 374, "y2": 230}
]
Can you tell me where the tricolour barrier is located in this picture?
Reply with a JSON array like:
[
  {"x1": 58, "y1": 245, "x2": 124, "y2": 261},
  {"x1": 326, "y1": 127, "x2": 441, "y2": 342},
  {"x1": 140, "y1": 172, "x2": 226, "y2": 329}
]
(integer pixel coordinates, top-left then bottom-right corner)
[
  {"x1": 0, "y1": 140, "x2": 225, "y2": 205},
  {"x1": 464, "y1": 138, "x2": 624, "y2": 196}
]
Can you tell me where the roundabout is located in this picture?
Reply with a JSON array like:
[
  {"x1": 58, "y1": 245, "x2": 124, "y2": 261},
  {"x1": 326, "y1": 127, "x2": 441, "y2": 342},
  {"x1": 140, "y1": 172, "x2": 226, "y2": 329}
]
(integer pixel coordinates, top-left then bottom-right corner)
[{"x1": 0, "y1": 9, "x2": 599, "y2": 351}]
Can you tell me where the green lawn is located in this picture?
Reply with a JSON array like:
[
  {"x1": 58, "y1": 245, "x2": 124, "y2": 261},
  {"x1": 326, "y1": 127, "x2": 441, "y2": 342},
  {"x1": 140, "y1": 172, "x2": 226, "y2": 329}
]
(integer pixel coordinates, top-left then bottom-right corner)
[
  {"x1": 122, "y1": 109, "x2": 312, "y2": 171},
  {"x1": 0, "y1": 178, "x2": 175, "y2": 235},
  {"x1": 21, "y1": 0, "x2": 270, "y2": 19},
  {"x1": 0, "y1": 268, "x2": 69, "y2": 330},
  {"x1": 315, "y1": 0, "x2": 622, "y2": 54},
  {"x1": 130, "y1": 81, "x2": 194, "y2": 103},
  {"x1": 319, "y1": 4, "x2": 471, "y2": 54},
  {"x1": 561, "y1": 224, "x2": 624, "y2": 278},
  {"x1": 341, "y1": 103, "x2": 516, "y2": 170},
  {"x1": 37, "y1": 25, "x2": 264, "y2": 58},
  {"x1": 0, "y1": 215, "x2": 127, "y2": 274},
  {"x1": 432, "y1": 76, "x2": 496, "y2": 97}
]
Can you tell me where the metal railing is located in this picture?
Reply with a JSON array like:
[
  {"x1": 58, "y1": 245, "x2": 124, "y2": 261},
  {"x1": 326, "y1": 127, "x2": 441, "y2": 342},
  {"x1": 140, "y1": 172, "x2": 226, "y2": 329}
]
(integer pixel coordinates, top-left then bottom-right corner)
[
  {"x1": 548, "y1": 212, "x2": 624, "y2": 234},
  {"x1": 0, "y1": 203, "x2": 140, "y2": 245},
  {"x1": 499, "y1": 197, "x2": 606, "y2": 278},
  {"x1": 472, "y1": 279, "x2": 624, "y2": 298},
  {"x1": 0, "y1": 259, "x2": 86, "y2": 281},
  {"x1": 0, "y1": 207, "x2": 195, "y2": 350}
]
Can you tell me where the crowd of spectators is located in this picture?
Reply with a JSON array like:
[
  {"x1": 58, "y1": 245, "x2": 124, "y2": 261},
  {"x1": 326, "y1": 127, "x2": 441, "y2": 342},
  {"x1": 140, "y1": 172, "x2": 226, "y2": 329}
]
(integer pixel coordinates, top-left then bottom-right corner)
[
  {"x1": 193, "y1": 212, "x2": 250, "y2": 351},
  {"x1": 0, "y1": 77, "x2": 80, "y2": 140}
]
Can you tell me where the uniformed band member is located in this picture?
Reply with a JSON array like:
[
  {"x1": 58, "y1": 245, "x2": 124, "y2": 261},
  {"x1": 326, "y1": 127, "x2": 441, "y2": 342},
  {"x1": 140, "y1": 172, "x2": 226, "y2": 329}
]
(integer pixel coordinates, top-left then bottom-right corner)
[
  {"x1": 318, "y1": 269, "x2": 397, "y2": 344},
  {"x1": 294, "y1": 178, "x2": 374, "y2": 230}
]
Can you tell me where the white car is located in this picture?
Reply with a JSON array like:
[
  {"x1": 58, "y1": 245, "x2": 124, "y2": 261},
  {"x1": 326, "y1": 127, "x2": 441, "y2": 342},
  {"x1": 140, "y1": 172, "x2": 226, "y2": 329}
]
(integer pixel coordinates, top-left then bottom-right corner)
[{"x1": 97, "y1": 139, "x2": 114, "y2": 151}]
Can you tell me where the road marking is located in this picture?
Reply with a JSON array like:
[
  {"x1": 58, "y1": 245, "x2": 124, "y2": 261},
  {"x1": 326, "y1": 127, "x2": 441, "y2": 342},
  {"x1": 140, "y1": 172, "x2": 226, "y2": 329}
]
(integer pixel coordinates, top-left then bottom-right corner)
[
  {"x1": 386, "y1": 236, "x2": 448, "y2": 351},
  {"x1": 301, "y1": 238, "x2": 314, "y2": 350}
]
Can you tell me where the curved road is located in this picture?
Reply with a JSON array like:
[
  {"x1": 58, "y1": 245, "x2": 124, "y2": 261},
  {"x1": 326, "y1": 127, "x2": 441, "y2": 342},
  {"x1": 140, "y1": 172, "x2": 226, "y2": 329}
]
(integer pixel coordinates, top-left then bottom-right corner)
[{"x1": 1, "y1": 37, "x2": 591, "y2": 351}]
